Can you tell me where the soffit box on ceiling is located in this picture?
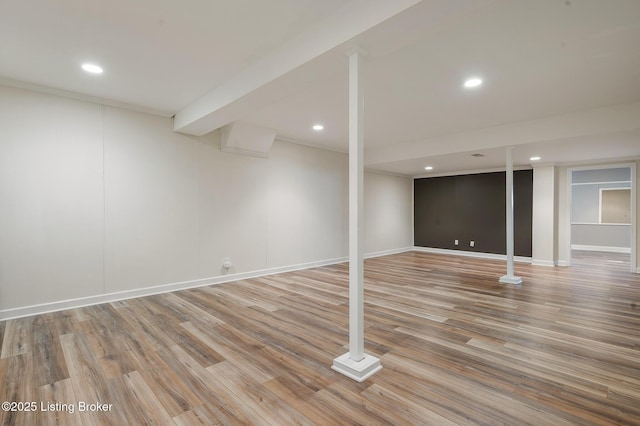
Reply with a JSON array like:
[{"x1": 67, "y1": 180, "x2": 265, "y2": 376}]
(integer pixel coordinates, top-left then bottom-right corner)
[{"x1": 220, "y1": 121, "x2": 277, "y2": 158}]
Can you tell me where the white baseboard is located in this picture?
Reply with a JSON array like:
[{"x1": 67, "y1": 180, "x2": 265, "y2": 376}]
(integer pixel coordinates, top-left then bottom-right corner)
[
  {"x1": 531, "y1": 259, "x2": 557, "y2": 267},
  {"x1": 557, "y1": 260, "x2": 570, "y2": 267},
  {"x1": 364, "y1": 247, "x2": 414, "y2": 259},
  {"x1": 413, "y1": 246, "x2": 532, "y2": 264},
  {"x1": 0, "y1": 256, "x2": 349, "y2": 321},
  {"x1": 571, "y1": 245, "x2": 631, "y2": 254},
  {"x1": 0, "y1": 247, "x2": 416, "y2": 321}
]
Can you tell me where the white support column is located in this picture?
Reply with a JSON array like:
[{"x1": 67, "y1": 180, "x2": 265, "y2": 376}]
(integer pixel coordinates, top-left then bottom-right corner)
[
  {"x1": 500, "y1": 147, "x2": 523, "y2": 285},
  {"x1": 332, "y1": 50, "x2": 381, "y2": 382}
]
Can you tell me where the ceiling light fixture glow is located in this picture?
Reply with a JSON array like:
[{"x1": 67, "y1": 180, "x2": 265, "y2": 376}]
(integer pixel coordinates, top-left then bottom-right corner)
[
  {"x1": 464, "y1": 77, "x2": 483, "y2": 88},
  {"x1": 530, "y1": 156, "x2": 541, "y2": 161},
  {"x1": 424, "y1": 166, "x2": 433, "y2": 171},
  {"x1": 312, "y1": 124, "x2": 324, "y2": 131},
  {"x1": 82, "y1": 63, "x2": 103, "y2": 74}
]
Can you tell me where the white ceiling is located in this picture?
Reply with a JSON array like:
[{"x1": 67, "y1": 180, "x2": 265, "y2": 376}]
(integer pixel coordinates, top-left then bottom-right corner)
[
  {"x1": 0, "y1": 0, "x2": 350, "y2": 114},
  {"x1": 2, "y1": 0, "x2": 639, "y2": 176}
]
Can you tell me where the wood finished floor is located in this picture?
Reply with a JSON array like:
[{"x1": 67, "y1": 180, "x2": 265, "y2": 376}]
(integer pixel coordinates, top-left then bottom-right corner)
[{"x1": 1, "y1": 251, "x2": 640, "y2": 425}]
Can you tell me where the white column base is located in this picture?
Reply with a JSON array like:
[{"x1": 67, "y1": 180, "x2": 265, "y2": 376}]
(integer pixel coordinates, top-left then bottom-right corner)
[
  {"x1": 499, "y1": 275, "x2": 523, "y2": 285},
  {"x1": 332, "y1": 352, "x2": 382, "y2": 382}
]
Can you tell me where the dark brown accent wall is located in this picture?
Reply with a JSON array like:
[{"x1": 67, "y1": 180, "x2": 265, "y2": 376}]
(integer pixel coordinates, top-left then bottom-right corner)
[{"x1": 414, "y1": 170, "x2": 533, "y2": 256}]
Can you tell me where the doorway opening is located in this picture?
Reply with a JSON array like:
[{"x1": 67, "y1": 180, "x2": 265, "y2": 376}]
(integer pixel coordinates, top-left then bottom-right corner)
[{"x1": 568, "y1": 164, "x2": 636, "y2": 273}]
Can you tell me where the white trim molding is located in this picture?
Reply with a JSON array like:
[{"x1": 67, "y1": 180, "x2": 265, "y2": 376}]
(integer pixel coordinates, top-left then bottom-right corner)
[
  {"x1": 571, "y1": 222, "x2": 631, "y2": 226},
  {"x1": 0, "y1": 77, "x2": 172, "y2": 118},
  {"x1": 413, "y1": 246, "x2": 532, "y2": 263},
  {"x1": 0, "y1": 248, "x2": 416, "y2": 321},
  {"x1": 0, "y1": 257, "x2": 346, "y2": 321},
  {"x1": 571, "y1": 244, "x2": 631, "y2": 254},
  {"x1": 364, "y1": 247, "x2": 413, "y2": 259},
  {"x1": 532, "y1": 259, "x2": 557, "y2": 267}
]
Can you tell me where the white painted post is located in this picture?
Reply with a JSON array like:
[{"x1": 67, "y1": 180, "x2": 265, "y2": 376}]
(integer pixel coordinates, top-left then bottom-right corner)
[
  {"x1": 332, "y1": 50, "x2": 381, "y2": 382},
  {"x1": 500, "y1": 147, "x2": 523, "y2": 285},
  {"x1": 348, "y1": 50, "x2": 365, "y2": 362}
]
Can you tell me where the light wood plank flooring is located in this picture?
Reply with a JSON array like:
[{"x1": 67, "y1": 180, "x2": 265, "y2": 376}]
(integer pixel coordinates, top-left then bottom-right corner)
[{"x1": 2, "y1": 251, "x2": 640, "y2": 425}]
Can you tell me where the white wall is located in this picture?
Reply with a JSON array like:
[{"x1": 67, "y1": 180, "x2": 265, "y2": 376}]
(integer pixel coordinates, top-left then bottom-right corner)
[
  {"x1": 0, "y1": 85, "x2": 414, "y2": 316},
  {"x1": 264, "y1": 142, "x2": 350, "y2": 267},
  {"x1": 0, "y1": 88, "x2": 105, "y2": 309},
  {"x1": 364, "y1": 171, "x2": 413, "y2": 255},
  {"x1": 104, "y1": 107, "x2": 203, "y2": 293},
  {"x1": 571, "y1": 224, "x2": 630, "y2": 250}
]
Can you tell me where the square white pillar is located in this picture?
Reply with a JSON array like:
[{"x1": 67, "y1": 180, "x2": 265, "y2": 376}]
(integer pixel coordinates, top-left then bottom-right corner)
[
  {"x1": 500, "y1": 147, "x2": 522, "y2": 285},
  {"x1": 332, "y1": 49, "x2": 381, "y2": 381}
]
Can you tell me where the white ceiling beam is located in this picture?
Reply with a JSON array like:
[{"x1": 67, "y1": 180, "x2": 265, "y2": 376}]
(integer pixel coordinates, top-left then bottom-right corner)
[
  {"x1": 365, "y1": 101, "x2": 640, "y2": 166},
  {"x1": 173, "y1": 0, "x2": 424, "y2": 136}
]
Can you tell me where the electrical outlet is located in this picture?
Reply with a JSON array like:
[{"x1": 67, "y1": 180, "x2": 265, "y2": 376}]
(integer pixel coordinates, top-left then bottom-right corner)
[
  {"x1": 470, "y1": 241, "x2": 475, "y2": 247},
  {"x1": 454, "y1": 239, "x2": 459, "y2": 245}
]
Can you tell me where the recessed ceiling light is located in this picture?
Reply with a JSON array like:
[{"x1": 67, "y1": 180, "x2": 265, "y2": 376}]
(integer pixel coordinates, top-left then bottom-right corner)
[
  {"x1": 82, "y1": 63, "x2": 103, "y2": 74},
  {"x1": 463, "y1": 77, "x2": 483, "y2": 88},
  {"x1": 530, "y1": 156, "x2": 541, "y2": 161},
  {"x1": 424, "y1": 166, "x2": 433, "y2": 171},
  {"x1": 312, "y1": 124, "x2": 324, "y2": 131}
]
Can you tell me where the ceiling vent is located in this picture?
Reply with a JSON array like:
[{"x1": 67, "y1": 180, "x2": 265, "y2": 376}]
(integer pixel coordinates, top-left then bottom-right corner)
[{"x1": 220, "y1": 122, "x2": 277, "y2": 158}]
